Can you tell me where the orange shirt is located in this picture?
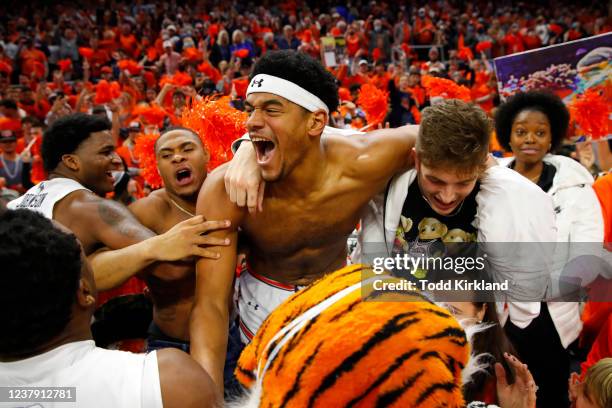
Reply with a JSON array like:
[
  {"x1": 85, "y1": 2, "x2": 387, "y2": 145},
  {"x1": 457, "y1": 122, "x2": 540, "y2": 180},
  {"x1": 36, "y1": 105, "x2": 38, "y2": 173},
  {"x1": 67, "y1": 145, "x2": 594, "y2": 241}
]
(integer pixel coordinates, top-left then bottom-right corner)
[
  {"x1": 471, "y1": 82, "x2": 494, "y2": 113},
  {"x1": 369, "y1": 72, "x2": 391, "y2": 90},
  {"x1": 16, "y1": 136, "x2": 45, "y2": 184},
  {"x1": 346, "y1": 34, "x2": 361, "y2": 57},
  {"x1": 119, "y1": 34, "x2": 139, "y2": 58},
  {"x1": 344, "y1": 72, "x2": 370, "y2": 88},
  {"x1": 593, "y1": 173, "x2": 612, "y2": 246},
  {"x1": 20, "y1": 48, "x2": 47, "y2": 79},
  {"x1": 405, "y1": 85, "x2": 425, "y2": 106}
]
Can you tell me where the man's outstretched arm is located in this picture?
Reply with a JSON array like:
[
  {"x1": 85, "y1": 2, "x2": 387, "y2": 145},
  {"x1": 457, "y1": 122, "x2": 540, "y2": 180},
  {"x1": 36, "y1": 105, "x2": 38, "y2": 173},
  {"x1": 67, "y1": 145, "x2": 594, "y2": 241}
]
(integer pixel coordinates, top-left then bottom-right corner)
[
  {"x1": 224, "y1": 125, "x2": 419, "y2": 211},
  {"x1": 340, "y1": 124, "x2": 419, "y2": 183},
  {"x1": 61, "y1": 192, "x2": 230, "y2": 290},
  {"x1": 190, "y1": 166, "x2": 244, "y2": 392}
]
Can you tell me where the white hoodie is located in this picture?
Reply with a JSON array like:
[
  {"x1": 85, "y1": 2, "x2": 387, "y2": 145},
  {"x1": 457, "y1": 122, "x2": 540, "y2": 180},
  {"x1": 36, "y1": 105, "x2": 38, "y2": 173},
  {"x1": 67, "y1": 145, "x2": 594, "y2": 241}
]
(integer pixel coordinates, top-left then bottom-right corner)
[
  {"x1": 499, "y1": 154, "x2": 605, "y2": 347},
  {"x1": 354, "y1": 164, "x2": 558, "y2": 329}
]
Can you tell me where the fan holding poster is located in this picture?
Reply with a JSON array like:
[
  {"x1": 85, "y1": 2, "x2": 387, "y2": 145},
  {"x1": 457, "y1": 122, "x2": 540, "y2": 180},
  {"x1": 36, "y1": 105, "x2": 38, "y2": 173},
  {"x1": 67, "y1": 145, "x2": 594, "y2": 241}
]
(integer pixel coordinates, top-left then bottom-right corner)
[
  {"x1": 321, "y1": 36, "x2": 348, "y2": 68},
  {"x1": 494, "y1": 32, "x2": 612, "y2": 170}
]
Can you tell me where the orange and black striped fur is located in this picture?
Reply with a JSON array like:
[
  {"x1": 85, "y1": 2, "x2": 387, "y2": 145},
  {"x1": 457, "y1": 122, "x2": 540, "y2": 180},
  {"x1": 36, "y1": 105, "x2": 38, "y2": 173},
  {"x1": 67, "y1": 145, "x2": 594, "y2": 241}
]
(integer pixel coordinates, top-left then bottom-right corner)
[{"x1": 233, "y1": 264, "x2": 470, "y2": 408}]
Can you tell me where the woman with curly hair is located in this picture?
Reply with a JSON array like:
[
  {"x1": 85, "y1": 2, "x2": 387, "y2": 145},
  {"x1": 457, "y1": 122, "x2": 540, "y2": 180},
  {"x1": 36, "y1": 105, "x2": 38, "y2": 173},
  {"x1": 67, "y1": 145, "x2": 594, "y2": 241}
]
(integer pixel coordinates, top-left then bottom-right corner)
[{"x1": 495, "y1": 90, "x2": 604, "y2": 407}]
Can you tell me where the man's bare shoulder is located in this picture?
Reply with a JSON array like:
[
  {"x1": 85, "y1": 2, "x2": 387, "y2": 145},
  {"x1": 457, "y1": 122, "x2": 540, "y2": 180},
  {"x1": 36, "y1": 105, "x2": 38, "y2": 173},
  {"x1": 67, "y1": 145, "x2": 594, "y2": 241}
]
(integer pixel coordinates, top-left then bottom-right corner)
[
  {"x1": 322, "y1": 130, "x2": 379, "y2": 180},
  {"x1": 129, "y1": 190, "x2": 172, "y2": 228},
  {"x1": 323, "y1": 125, "x2": 417, "y2": 182},
  {"x1": 197, "y1": 164, "x2": 245, "y2": 221},
  {"x1": 54, "y1": 189, "x2": 102, "y2": 220}
]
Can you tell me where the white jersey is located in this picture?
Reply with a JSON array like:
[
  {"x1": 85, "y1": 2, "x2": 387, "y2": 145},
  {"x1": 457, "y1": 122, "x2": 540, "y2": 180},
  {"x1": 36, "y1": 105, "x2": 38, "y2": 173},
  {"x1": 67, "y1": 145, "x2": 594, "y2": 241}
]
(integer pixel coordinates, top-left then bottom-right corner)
[
  {"x1": 0, "y1": 341, "x2": 163, "y2": 408},
  {"x1": 7, "y1": 178, "x2": 89, "y2": 219}
]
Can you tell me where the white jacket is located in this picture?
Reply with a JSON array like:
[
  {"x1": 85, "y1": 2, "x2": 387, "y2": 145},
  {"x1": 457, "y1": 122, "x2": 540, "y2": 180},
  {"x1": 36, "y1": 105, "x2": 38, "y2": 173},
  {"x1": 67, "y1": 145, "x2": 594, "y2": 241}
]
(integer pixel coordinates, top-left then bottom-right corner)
[
  {"x1": 499, "y1": 155, "x2": 605, "y2": 347},
  {"x1": 354, "y1": 164, "x2": 558, "y2": 328}
]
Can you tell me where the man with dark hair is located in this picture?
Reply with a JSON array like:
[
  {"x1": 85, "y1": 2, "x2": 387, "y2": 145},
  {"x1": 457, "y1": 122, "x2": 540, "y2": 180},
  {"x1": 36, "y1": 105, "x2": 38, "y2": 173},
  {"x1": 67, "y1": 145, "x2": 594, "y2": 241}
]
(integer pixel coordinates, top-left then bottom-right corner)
[
  {"x1": 128, "y1": 126, "x2": 242, "y2": 395},
  {"x1": 190, "y1": 50, "x2": 419, "y2": 390},
  {"x1": 356, "y1": 99, "x2": 557, "y2": 369},
  {"x1": 0, "y1": 209, "x2": 219, "y2": 408},
  {"x1": 7, "y1": 113, "x2": 229, "y2": 291}
]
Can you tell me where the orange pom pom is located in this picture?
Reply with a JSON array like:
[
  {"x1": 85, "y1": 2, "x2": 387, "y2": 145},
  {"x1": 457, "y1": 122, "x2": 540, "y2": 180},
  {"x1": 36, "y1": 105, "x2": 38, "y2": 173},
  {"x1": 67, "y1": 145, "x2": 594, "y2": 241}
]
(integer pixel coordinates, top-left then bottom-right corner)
[
  {"x1": 160, "y1": 71, "x2": 193, "y2": 87},
  {"x1": 181, "y1": 96, "x2": 248, "y2": 170},
  {"x1": 143, "y1": 71, "x2": 156, "y2": 88},
  {"x1": 421, "y1": 75, "x2": 472, "y2": 101},
  {"x1": 569, "y1": 88, "x2": 610, "y2": 140},
  {"x1": 357, "y1": 83, "x2": 389, "y2": 126},
  {"x1": 133, "y1": 131, "x2": 163, "y2": 189},
  {"x1": 233, "y1": 48, "x2": 250, "y2": 59},
  {"x1": 476, "y1": 41, "x2": 492, "y2": 53},
  {"x1": 372, "y1": 48, "x2": 382, "y2": 61},
  {"x1": 117, "y1": 59, "x2": 142, "y2": 75},
  {"x1": 110, "y1": 81, "x2": 121, "y2": 98},
  {"x1": 197, "y1": 61, "x2": 221, "y2": 83},
  {"x1": 79, "y1": 47, "x2": 94, "y2": 60},
  {"x1": 58, "y1": 59, "x2": 72, "y2": 72},
  {"x1": 338, "y1": 87, "x2": 352, "y2": 102},
  {"x1": 182, "y1": 47, "x2": 203, "y2": 62},
  {"x1": 0, "y1": 61, "x2": 12, "y2": 75},
  {"x1": 457, "y1": 46, "x2": 473, "y2": 61},
  {"x1": 132, "y1": 104, "x2": 167, "y2": 128},
  {"x1": 0, "y1": 117, "x2": 21, "y2": 131},
  {"x1": 95, "y1": 80, "x2": 112, "y2": 104},
  {"x1": 146, "y1": 47, "x2": 158, "y2": 62}
]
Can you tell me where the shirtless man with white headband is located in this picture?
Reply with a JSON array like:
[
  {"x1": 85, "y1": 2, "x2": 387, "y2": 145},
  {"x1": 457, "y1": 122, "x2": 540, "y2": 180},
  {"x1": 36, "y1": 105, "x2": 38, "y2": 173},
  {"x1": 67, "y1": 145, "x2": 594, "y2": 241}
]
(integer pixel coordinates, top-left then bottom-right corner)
[{"x1": 190, "y1": 50, "x2": 419, "y2": 390}]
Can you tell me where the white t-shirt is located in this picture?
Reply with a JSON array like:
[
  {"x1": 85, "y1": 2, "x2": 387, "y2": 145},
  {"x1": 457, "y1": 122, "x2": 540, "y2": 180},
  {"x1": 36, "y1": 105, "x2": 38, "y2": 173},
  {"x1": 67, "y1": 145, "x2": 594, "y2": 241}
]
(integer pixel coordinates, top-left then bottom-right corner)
[
  {"x1": 7, "y1": 178, "x2": 89, "y2": 219},
  {"x1": 0, "y1": 341, "x2": 162, "y2": 408}
]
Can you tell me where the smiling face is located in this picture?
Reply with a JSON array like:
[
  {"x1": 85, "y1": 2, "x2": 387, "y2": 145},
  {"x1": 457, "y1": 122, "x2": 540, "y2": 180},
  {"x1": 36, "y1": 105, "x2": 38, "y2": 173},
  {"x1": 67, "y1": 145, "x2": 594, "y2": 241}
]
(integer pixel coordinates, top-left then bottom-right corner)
[
  {"x1": 415, "y1": 153, "x2": 480, "y2": 216},
  {"x1": 509, "y1": 109, "x2": 552, "y2": 166},
  {"x1": 244, "y1": 92, "x2": 311, "y2": 182},
  {"x1": 155, "y1": 129, "x2": 209, "y2": 198},
  {"x1": 71, "y1": 130, "x2": 122, "y2": 195}
]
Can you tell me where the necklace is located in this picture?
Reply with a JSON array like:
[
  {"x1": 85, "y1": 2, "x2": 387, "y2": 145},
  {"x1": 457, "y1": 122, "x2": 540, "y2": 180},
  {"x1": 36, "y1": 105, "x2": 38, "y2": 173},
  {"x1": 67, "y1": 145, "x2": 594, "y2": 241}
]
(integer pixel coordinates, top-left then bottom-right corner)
[
  {"x1": 0, "y1": 154, "x2": 20, "y2": 179},
  {"x1": 169, "y1": 197, "x2": 195, "y2": 217}
]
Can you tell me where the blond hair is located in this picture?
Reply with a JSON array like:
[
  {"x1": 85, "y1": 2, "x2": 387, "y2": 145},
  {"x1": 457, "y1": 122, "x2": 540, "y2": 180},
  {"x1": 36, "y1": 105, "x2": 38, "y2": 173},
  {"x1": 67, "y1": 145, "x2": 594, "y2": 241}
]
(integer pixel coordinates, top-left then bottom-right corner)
[{"x1": 585, "y1": 358, "x2": 612, "y2": 408}]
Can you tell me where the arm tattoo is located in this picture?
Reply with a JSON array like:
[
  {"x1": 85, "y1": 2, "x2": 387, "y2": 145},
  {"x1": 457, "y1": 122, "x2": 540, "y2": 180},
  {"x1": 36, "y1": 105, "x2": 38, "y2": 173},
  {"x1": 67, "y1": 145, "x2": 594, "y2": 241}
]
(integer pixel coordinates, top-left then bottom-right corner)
[{"x1": 97, "y1": 199, "x2": 155, "y2": 241}]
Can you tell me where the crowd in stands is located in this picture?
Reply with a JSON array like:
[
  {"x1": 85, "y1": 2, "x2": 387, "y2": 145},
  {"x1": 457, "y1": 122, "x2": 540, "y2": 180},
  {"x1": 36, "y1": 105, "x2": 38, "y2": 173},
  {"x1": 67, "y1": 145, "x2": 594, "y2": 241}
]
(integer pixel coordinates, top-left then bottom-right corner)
[{"x1": 0, "y1": 0, "x2": 610, "y2": 197}]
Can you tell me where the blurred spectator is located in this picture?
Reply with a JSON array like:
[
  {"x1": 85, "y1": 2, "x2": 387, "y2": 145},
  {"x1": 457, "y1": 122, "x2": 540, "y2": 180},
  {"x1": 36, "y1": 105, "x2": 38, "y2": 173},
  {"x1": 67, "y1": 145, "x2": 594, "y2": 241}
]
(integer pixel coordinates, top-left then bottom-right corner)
[
  {"x1": 276, "y1": 25, "x2": 300, "y2": 50},
  {"x1": 158, "y1": 41, "x2": 181, "y2": 75}
]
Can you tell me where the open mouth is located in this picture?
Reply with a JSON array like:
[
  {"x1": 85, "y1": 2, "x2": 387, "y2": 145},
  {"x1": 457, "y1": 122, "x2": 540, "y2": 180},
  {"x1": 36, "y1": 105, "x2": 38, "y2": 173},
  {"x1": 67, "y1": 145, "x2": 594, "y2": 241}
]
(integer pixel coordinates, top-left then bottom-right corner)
[
  {"x1": 175, "y1": 168, "x2": 194, "y2": 186},
  {"x1": 520, "y1": 148, "x2": 540, "y2": 155},
  {"x1": 433, "y1": 197, "x2": 457, "y2": 211},
  {"x1": 251, "y1": 137, "x2": 277, "y2": 165}
]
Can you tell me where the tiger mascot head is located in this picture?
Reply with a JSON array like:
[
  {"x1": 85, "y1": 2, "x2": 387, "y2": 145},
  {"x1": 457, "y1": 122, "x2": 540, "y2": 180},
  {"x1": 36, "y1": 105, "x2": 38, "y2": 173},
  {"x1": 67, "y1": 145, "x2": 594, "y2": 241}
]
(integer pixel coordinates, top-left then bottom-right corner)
[{"x1": 233, "y1": 264, "x2": 470, "y2": 408}]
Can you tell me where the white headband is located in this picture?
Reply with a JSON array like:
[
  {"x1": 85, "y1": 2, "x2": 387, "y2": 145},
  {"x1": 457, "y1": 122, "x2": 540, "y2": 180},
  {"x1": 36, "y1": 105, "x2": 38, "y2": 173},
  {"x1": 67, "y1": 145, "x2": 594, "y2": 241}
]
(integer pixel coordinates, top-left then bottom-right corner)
[{"x1": 246, "y1": 74, "x2": 329, "y2": 114}]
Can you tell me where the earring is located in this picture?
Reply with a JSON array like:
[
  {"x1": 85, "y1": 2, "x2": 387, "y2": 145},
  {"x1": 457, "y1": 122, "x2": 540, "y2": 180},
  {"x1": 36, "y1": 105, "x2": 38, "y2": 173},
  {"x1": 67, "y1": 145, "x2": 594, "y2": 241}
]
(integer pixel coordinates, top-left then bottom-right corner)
[{"x1": 85, "y1": 295, "x2": 95, "y2": 305}]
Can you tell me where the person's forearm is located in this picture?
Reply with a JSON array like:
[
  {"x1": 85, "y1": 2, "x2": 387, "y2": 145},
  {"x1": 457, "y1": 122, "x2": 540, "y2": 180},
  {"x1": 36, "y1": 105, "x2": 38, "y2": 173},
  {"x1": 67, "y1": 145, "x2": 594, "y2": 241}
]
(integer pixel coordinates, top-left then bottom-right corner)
[
  {"x1": 190, "y1": 303, "x2": 229, "y2": 392},
  {"x1": 155, "y1": 84, "x2": 172, "y2": 106},
  {"x1": 88, "y1": 236, "x2": 159, "y2": 290}
]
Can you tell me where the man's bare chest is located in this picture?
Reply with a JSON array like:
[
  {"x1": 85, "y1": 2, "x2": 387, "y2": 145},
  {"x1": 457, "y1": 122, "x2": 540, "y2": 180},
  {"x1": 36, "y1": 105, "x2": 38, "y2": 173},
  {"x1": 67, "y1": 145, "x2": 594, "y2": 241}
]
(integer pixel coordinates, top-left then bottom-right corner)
[{"x1": 243, "y1": 193, "x2": 366, "y2": 254}]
